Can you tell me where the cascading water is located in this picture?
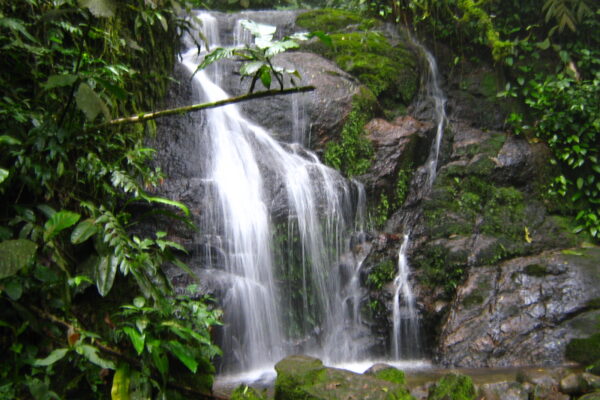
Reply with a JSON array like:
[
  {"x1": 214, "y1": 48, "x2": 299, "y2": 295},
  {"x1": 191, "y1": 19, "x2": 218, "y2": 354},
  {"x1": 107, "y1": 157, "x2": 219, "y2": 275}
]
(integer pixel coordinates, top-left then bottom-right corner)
[
  {"x1": 390, "y1": 37, "x2": 448, "y2": 359},
  {"x1": 182, "y1": 11, "x2": 368, "y2": 373}
]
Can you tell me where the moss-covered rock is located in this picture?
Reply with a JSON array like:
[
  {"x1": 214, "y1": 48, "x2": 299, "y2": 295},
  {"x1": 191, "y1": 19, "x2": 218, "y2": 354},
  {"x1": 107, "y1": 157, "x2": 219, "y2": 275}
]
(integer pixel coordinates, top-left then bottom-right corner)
[
  {"x1": 274, "y1": 355, "x2": 414, "y2": 400},
  {"x1": 297, "y1": 10, "x2": 418, "y2": 109},
  {"x1": 364, "y1": 364, "x2": 406, "y2": 385},
  {"x1": 427, "y1": 373, "x2": 477, "y2": 400},
  {"x1": 566, "y1": 333, "x2": 600, "y2": 366},
  {"x1": 296, "y1": 9, "x2": 378, "y2": 33}
]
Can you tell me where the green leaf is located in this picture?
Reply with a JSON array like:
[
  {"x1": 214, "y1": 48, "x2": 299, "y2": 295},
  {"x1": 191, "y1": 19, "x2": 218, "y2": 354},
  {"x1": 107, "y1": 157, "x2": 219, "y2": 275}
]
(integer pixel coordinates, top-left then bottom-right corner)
[
  {"x1": 264, "y1": 39, "x2": 299, "y2": 58},
  {"x1": 0, "y1": 135, "x2": 22, "y2": 145},
  {"x1": 197, "y1": 47, "x2": 236, "y2": 71},
  {"x1": 0, "y1": 169, "x2": 8, "y2": 185},
  {"x1": 4, "y1": 279, "x2": 23, "y2": 300},
  {"x1": 142, "y1": 195, "x2": 190, "y2": 217},
  {"x1": 150, "y1": 346, "x2": 168, "y2": 376},
  {"x1": 0, "y1": 17, "x2": 37, "y2": 43},
  {"x1": 43, "y1": 74, "x2": 78, "y2": 90},
  {"x1": 33, "y1": 348, "x2": 69, "y2": 367},
  {"x1": 75, "y1": 82, "x2": 111, "y2": 122},
  {"x1": 241, "y1": 20, "x2": 276, "y2": 42},
  {"x1": 111, "y1": 363, "x2": 131, "y2": 400},
  {"x1": 240, "y1": 61, "x2": 265, "y2": 77},
  {"x1": 123, "y1": 326, "x2": 145, "y2": 355},
  {"x1": 78, "y1": 0, "x2": 116, "y2": 18},
  {"x1": 0, "y1": 239, "x2": 37, "y2": 279},
  {"x1": 259, "y1": 66, "x2": 271, "y2": 89},
  {"x1": 577, "y1": 177, "x2": 584, "y2": 189},
  {"x1": 37, "y1": 205, "x2": 56, "y2": 218},
  {"x1": 133, "y1": 297, "x2": 145, "y2": 308},
  {"x1": 96, "y1": 255, "x2": 118, "y2": 297},
  {"x1": 44, "y1": 211, "x2": 81, "y2": 241},
  {"x1": 166, "y1": 341, "x2": 198, "y2": 373},
  {"x1": 75, "y1": 344, "x2": 115, "y2": 369},
  {"x1": 71, "y1": 219, "x2": 97, "y2": 244}
]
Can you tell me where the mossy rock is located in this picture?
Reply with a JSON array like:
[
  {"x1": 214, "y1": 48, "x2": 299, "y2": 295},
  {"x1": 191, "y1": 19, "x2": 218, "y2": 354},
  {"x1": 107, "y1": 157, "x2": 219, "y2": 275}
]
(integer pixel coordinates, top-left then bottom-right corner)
[
  {"x1": 231, "y1": 384, "x2": 267, "y2": 400},
  {"x1": 302, "y1": 30, "x2": 417, "y2": 106},
  {"x1": 566, "y1": 333, "x2": 600, "y2": 366},
  {"x1": 364, "y1": 364, "x2": 406, "y2": 385},
  {"x1": 578, "y1": 392, "x2": 600, "y2": 400},
  {"x1": 274, "y1": 355, "x2": 414, "y2": 400},
  {"x1": 296, "y1": 9, "x2": 378, "y2": 33},
  {"x1": 428, "y1": 373, "x2": 477, "y2": 400}
]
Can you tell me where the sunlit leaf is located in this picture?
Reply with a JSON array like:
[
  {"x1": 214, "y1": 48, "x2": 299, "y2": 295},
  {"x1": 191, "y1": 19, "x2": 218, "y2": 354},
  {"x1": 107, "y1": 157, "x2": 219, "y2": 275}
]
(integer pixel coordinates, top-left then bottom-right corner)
[
  {"x1": 240, "y1": 61, "x2": 265, "y2": 77},
  {"x1": 143, "y1": 195, "x2": 191, "y2": 217},
  {"x1": 71, "y1": 219, "x2": 97, "y2": 244},
  {"x1": 0, "y1": 135, "x2": 21, "y2": 145},
  {"x1": 75, "y1": 83, "x2": 111, "y2": 122},
  {"x1": 197, "y1": 47, "x2": 236, "y2": 71},
  {"x1": 32, "y1": 348, "x2": 69, "y2": 367},
  {"x1": 265, "y1": 40, "x2": 299, "y2": 57},
  {"x1": 111, "y1": 364, "x2": 131, "y2": 400},
  {"x1": 123, "y1": 326, "x2": 145, "y2": 355},
  {"x1": 259, "y1": 66, "x2": 272, "y2": 89},
  {"x1": 43, "y1": 74, "x2": 78, "y2": 90},
  {"x1": 75, "y1": 344, "x2": 115, "y2": 369},
  {"x1": 44, "y1": 211, "x2": 80, "y2": 241},
  {"x1": 240, "y1": 20, "x2": 275, "y2": 42},
  {"x1": 78, "y1": 0, "x2": 116, "y2": 18},
  {"x1": 0, "y1": 169, "x2": 8, "y2": 185},
  {"x1": 96, "y1": 255, "x2": 118, "y2": 297},
  {"x1": 0, "y1": 239, "x2": 37, "y2": 279}
]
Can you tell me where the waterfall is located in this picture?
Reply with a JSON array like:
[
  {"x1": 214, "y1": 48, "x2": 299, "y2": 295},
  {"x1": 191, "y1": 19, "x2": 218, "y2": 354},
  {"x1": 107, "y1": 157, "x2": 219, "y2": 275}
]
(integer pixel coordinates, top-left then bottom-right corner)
[
  {"x1": 182, "y1": 11, "x2": 368, "y2": 373},
  {"x1": 390, "y1": 36, "x2": 448, "y2": 359},
  {"x1": 391, "y1": 234, "x2": 420, "y2": 358}
]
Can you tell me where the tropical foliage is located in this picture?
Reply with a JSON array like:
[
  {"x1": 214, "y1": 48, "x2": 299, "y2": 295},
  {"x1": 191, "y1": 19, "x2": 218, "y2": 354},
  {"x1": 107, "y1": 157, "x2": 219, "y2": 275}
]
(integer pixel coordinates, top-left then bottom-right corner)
[{"x1": 0, "y1": 0, "x2": 222, "y2": 398}]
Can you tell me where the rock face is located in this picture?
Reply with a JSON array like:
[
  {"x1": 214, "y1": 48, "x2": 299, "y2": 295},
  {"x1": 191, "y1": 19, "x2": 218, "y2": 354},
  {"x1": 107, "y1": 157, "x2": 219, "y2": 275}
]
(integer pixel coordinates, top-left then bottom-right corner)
[
  {"x1": 236, "y1": 51, "x2": 363, "y2": 149},
  {"x1": 437, "y1": 248, "x2": 600, "y2": 367}
]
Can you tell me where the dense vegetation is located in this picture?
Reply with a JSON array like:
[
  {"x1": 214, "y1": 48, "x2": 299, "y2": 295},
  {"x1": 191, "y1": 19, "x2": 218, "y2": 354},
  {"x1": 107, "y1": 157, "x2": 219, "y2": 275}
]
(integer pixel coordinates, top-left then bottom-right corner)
[{"x1": 0, "y1": 1, "x2": 222, "y2": 398}]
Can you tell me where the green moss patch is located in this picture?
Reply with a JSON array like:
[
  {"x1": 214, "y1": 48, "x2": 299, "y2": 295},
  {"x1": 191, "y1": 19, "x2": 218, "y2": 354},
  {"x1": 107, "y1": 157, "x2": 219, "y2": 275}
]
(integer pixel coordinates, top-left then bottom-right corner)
[
  {"x1": 231, "y1": 385, "x2": 267, "y2": 400},
  {"x1": 428, "y1": 373, "x2": 477, "y2": 400},
  {"x1": 296, "y1": 9, "x2": 378, "y2": 33},
  {"x1": 566, "y1": 333, "x2": 600, "y2": 367},
  {"x1": 523, "y1": 263, "x2": 548, "y2": 277},
  {"x1": 366, "y1": 259, "x2": 396, "y2": 290}
]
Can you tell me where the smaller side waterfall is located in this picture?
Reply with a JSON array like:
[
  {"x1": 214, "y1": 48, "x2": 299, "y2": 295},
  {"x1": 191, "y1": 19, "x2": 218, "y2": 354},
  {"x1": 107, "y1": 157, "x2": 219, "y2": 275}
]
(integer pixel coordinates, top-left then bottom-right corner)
[
  {"x1": 391, "y1": 234, "x2": 420, "y2": 358},
  {"x1": 390, "y1": 36, "x2": 447, "y2": 360}
]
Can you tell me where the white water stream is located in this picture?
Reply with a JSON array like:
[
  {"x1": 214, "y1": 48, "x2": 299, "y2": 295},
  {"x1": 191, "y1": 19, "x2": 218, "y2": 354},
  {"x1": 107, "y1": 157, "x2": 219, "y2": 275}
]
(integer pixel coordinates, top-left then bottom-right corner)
[
  {"x1": 390, "y1": 38, "x2": 448, "y2": 359},
  {"x1": 184, "y1": 12, "x2": 369, "y2": 374}
]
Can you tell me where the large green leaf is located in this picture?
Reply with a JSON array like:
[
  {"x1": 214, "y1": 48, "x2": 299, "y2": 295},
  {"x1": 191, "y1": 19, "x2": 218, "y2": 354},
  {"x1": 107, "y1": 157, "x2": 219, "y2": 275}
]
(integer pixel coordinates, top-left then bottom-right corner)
[
  {"x1": 70, "y1": 219, "x2": 97, "y2": 244},
  {"x1": 43, "y1": 74, "x2": 78, "y2": 90},
  {"x1": 0, "y1": 168, "x2": 8, "y2": 185},
  {"x1": 78, "y1": 0, "x2": 116, "y2": 18},
  {"x1": 75, "y1": 82, "x2": 111, "y2": 122},
  {"x1": 0, "y1": 239, "x2": 37, "y2": 279},
  {"x1": 75, "y1": 344, "x2": 115, "y2": 369},
  {"x1": 95, "y1": 255, "x2": 118, "y2": 296},
  {"x1": 240, "y1": 61, "x2": 265, "y2": 77},
  {"x1": 44, "y1": 211, "x2": 80, "y2": 241},
  {"x1": 166, "y1": 341, "x2": 198, "y2": 373},
  {"x1": 111, "y1": 364, "x2": 131, "y2": 400},
  {"x1": 122, "y1": 326, "x2": 145, "y2": 355},
  {"x1": 32, "y1": 348, "x2": 69, "y2": 367},
  {"x1": 0, "y1": 135, "x2": 22, "y2": 145}
]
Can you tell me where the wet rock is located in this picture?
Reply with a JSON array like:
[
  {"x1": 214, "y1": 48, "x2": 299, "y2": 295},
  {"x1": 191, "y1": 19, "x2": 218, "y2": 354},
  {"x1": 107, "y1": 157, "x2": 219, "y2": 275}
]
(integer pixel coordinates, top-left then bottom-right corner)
[
  {"x1": 236, "y1": 51, "x2": 363, "y2": 150},
  {"x1": 274, "y1": 355, "x2": 414, "y2": 400},
  {"x1": 478, "y1": 382, "x2": 530, "y2": 400},
  {"x1": 361, "y1": 116, "x2": 432, "y2": 198},
  {"x1": 579, "y1": 392, "x2": 600, "y2": 400},
  {"x1": 560, "y1": 373, "x2": 600, "y2": 395},
  {"x1": 437, "y1": 248, "x2": 600, "y2": 367}
]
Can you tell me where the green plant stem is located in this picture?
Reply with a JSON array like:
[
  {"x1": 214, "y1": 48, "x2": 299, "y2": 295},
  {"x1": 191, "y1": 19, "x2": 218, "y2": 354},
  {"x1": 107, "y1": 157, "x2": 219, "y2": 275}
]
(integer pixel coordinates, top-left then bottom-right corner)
[{"x1": 91, "y1": 86, "x2": 315, "y2": 131}]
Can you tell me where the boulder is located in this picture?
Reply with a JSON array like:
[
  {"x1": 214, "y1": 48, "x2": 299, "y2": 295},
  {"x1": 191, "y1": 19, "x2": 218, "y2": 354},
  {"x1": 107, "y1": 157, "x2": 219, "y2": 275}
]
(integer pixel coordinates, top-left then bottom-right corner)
[
  {"x1": 437, "y1": 248, "x2": 600, "y2": 367},
  {"x1": 478, "y1": 382, "x2": 530, "y2": 400},
  {"x1": 274, "y1": 355, "x2": 414, "y2": 400}
]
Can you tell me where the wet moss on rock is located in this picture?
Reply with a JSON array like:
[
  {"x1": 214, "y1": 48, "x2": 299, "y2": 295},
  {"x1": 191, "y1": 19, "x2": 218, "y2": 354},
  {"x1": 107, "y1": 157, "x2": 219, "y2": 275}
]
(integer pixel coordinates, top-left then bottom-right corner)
[
  {"x1": 296, "y1": 9, "x2": 378, "y2": 33},
  {"x1": 566, "y1": 333, "x2": 600, "y2": 367},
  {"x1": 428, "y1": 373, "x2": 477, "y2": 400}
]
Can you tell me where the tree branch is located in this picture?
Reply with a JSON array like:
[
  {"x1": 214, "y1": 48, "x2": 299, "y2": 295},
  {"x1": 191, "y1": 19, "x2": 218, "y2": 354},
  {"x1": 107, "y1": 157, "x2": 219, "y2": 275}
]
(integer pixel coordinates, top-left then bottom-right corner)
[{"x1": 91, "y1": 85, "x2": 315, "y2": 131}]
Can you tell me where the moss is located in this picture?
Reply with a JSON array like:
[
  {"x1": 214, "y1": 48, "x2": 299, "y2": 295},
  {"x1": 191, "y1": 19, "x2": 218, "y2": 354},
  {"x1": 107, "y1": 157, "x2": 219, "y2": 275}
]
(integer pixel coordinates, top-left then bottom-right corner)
[
  {"x1": 367, "y1": 259, "x2": 396, "y2": 290},
  {"x1": 587, "y1": 298, "x2": 600, "y2": 309},
  {"x1": 275, "y1": 355, "x2": 327, "y2": 400},
  {"x1": 323, "y1": 89, "x2": 377, "y2": 177},
  {"x1": 303, "y1": 30, "x2": 417, "y2": 106},
  {"x1": 296, "y1": 9, "x2": 378, "y2": 33},
  {"x1": 428, "y1": 373, "x2": 477, "y2": 400},
  {"x1": 369, "y1": 367, "x2": 406, "y2": 385},
  {"x1": 523, "y1": 263, "x2": 548, "y2": 277},
  {"x1": 231, "y1": 385, "x2": 267, "y2": 400},
  {"x1": 565, "y1": 333, "x2": 600, "y2": 366},
  {"x1": 415, "y1": 245, "x2": 467, "y2": 298},
  {"x1": 462, "y1": 292, "x2": 485, "y2": 308}
]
